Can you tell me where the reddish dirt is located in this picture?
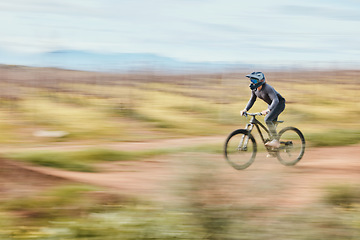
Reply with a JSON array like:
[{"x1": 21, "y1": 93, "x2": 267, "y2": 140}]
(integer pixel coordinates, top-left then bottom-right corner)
[
  {"x1": 0, "y1": 159, "x2": 70, "y2": 200},
  {"x1": 1, "y1": 138, "x2": 359, "y2": 208}
]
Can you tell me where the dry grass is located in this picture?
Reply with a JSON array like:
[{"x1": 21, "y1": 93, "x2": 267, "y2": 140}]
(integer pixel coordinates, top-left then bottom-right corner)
[{"x1": 0, "y1": 66, "x2": 359, "y2": 146}]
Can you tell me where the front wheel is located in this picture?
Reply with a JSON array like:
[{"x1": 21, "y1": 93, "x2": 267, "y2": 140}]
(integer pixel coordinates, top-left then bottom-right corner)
[
  {"x1": 224, "y1": 129, "x2": 257, "y2": 170},
  {"x1": 276, "y1": 127, "x2": 305, "y2": 166}
]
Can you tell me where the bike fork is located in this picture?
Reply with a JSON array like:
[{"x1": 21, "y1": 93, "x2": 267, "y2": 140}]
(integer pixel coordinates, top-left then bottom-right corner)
[{"x1": 238, "y1": 124, "x2": 253, "y2": 151}]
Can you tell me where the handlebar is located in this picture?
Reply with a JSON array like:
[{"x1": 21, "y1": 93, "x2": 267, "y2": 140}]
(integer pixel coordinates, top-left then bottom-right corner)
[{"x1": 243, "y1": 112, "x2": 263, "y2": 117}]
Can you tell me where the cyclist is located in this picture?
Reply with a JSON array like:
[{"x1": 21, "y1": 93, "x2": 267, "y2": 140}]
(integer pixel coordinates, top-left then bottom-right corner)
[{"x1": 240, "y1": 72, "x2": 286, "y2": 148}]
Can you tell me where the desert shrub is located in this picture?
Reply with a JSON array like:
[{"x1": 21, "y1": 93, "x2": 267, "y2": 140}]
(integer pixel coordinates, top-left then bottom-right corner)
[{"x1": 324, "y1": 184, "x2": 360, "y2": 207}]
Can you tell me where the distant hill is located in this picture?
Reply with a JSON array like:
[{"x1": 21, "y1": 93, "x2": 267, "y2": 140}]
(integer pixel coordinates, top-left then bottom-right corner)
[{"x1": 0, "y1": 49, "x2": 250, "y2": 73}]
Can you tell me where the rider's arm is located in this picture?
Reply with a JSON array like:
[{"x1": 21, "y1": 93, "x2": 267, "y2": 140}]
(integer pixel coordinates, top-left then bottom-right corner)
[
  {"x1": 245, "y1": 91, "x2": 257, "y2": 111},
  {"x1": 267, "y1": 88, "x2": 279, "y2": 112}
]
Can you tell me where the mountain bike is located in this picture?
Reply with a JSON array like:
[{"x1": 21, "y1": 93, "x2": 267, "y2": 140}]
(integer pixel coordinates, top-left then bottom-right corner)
[{"x1": 224, "y1": 112, "x2": 305, "y2": 170}]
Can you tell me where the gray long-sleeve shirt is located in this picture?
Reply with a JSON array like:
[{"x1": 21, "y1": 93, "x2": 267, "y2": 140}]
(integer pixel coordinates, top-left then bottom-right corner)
[{"x1": 245, "y1": 83, "x2": 285, "y2": 111}]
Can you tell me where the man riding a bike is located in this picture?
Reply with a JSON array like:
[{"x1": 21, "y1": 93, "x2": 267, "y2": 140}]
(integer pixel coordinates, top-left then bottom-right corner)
[{"x1": 240, "y1": 72, "x2": 286, "y2": 148}]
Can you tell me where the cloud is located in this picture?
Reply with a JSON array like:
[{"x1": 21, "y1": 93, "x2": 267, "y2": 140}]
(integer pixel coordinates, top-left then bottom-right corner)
[
  {"x1": 280, "y1": 4, "x2": 360, "y2": 22},
  {"x1": 1, "y1": 0, "x2": 360, "y2": 64},
  {"x1": 0, "y1": 0, "x2": 105, "y2": 17}
]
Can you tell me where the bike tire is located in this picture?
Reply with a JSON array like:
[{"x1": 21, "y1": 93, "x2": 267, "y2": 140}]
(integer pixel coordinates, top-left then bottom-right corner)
[
  {"x1": 276, "y1": 127, "x2": 305, "y2": 166},
  {"x1": 224, "y1": 129, "x2": 257, "y2": 170}
]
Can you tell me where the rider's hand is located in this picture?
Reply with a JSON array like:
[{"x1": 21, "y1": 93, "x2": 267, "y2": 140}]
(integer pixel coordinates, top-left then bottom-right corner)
[
  {"x1": 261, "y1": 109, "x2": 270, "y2": 115},
  {"x1": 240, "y1": 110, "x2": 247, "y2": 116}
]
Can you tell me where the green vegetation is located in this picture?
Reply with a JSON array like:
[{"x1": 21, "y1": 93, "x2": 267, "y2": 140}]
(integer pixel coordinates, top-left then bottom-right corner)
[
  {"x1": 7, "y1": 148, "x2": 150, "y2": 172},
  {"x1": 307, "y1": 129, "x2": 360, "y2": 147},
  {"x1": 1, "y1": 67, "x2": 360, "y2": 239},
  {"x1": 7, "y1": 143, "x2": 223, "y2": 171},
  {"x1": 0, "y1": 173, "x2": 359, "y2": 239},
  {"x1": 0, "y1": 66, "x2": 358, "y2": 146},
  {"x1": 3, "y1": 184, "x2": 100, "y2": 219},
  {"x1": 324, "y1": 184, "x2": 360, "y2": 207}
]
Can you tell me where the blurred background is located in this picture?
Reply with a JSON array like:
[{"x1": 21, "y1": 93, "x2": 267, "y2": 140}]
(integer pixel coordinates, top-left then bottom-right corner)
[{"x1": 0, "y1": 0, "x2": 359, "y2": 239}]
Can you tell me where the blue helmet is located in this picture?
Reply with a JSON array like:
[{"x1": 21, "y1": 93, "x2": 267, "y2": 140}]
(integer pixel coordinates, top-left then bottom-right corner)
[{"x1": 246, "y1": 72, "x2": 265, "y2": 90}]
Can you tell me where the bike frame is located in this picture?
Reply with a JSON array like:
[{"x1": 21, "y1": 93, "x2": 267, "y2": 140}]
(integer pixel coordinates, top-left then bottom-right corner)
[
  {"x1": 246, "y1": 114, "x2": 271, "y2": 144},
  {"x1": 238, "y1": 113, "x2": 272, "y2": 151}
]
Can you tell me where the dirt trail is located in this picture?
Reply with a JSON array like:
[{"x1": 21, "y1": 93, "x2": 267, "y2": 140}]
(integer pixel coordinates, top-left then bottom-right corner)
[{"x1": 2, "y1": 137, "x2": 360, "y2": 207}]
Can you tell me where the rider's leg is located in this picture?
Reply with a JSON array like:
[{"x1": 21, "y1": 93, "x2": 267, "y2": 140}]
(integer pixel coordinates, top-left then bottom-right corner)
[{"x1": 265, "y1": 101, "x2": 285, "y2": 140}]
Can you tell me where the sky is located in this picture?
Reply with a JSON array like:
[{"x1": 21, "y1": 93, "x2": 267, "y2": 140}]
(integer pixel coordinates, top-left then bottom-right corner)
[{"x1": 1, "y1": 0, "x2": 360, "y2": 66}]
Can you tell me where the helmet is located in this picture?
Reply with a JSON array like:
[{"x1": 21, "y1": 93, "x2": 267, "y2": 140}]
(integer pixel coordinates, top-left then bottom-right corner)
[{"x1": 246, "y1": 72, "x2": 265, "y2": 90}]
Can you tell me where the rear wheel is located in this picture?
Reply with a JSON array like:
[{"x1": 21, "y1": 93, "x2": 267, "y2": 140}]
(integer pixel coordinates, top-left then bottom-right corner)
[
  {"x1": 224, "y1": 129, "x2": 257, "y2": 170},
  {"x1": 276, "y1": 127, "x2": 305, "y2": 166}
]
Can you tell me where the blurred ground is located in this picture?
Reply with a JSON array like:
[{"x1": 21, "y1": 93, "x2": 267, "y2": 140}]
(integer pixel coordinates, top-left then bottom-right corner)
[
  {"x1": 0, "y1": 66, "x2": 359, "y2": 234},
  {"x1": 0, "y1": 158, "x2": 69, "y2": 200},
  {"x1": 1, "y1": 138, "x2": 359, "y2": 208}
]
